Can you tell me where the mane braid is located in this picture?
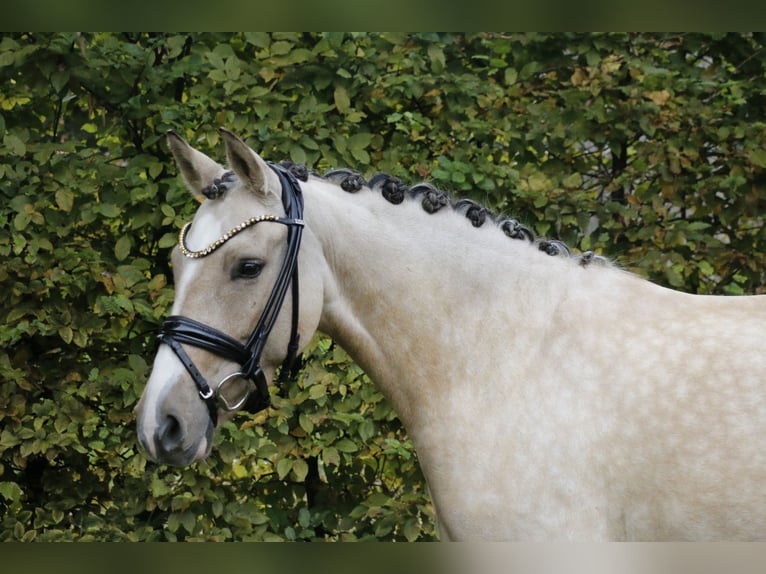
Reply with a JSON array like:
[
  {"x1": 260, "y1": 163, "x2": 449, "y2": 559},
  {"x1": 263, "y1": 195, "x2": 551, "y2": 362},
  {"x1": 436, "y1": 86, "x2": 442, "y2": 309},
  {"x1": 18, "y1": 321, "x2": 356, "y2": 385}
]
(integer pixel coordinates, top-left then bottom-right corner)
[
  {"x1": 404, "y1": 183, "x2": 448, "y2": 214},
  {"x1": 202, "y1": 170, "x2": 237, "y2": 199},
  {"x1": 454, "y1": 199, "x2": 490, "y2": 228},
  {"x1": 219, "y1": 160, "x2": 610, "y2": 268}
]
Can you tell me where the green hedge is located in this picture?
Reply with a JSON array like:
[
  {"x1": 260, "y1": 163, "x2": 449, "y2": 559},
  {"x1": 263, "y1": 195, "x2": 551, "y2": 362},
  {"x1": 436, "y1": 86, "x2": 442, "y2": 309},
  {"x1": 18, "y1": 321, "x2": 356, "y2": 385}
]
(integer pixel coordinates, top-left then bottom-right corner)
[{"x1": 1, "y1": 32, "x2": 764, "y2": 541}]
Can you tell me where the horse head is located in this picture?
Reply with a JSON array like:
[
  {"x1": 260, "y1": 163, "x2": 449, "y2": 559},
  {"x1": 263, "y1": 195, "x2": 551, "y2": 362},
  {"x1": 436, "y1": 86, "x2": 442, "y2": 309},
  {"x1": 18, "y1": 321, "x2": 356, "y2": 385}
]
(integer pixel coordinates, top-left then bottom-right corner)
[{"x1": 135, "y1": 130, "x2": 323, "y2": 466}]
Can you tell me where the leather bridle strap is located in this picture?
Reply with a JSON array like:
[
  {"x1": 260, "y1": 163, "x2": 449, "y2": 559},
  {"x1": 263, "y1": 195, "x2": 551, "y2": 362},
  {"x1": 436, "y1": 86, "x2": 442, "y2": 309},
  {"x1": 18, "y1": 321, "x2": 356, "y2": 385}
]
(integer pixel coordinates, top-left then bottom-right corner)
[
  {"x1": 241, "y1": 165, "x2": 304, "y2": 380},
  {"x1": 158, "y1": 163, "x2": 304, "y2": 426},
  {"x1": 161, "y1": 335, "x2": 222, "y2": 425}
]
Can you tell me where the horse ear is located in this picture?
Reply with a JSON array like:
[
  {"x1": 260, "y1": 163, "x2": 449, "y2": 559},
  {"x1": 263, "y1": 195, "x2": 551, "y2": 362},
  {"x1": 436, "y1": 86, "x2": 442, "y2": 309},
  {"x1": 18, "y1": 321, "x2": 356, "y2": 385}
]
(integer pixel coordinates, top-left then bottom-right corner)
[
  {"x1": 219, "y1": 128, "x2": 279, "y2": 200},
  {"x1": 166, "y1": 130, "x2": 225, "y2": 200}
]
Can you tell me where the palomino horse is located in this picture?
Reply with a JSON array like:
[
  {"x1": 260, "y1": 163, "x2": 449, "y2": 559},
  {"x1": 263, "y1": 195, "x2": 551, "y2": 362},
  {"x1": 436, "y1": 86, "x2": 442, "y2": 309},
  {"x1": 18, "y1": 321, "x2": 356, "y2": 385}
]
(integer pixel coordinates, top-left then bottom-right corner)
[{"x1": 136, "y1": 129, "x2": 766, "y2": 541}]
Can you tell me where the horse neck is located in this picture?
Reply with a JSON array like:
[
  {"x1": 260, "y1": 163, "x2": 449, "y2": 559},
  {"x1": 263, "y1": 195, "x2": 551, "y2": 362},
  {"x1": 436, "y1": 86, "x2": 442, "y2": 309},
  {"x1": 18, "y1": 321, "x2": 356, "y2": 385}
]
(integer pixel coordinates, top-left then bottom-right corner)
[{"x1": 304, "y1": 179, "x2": 578, "y2": 430}]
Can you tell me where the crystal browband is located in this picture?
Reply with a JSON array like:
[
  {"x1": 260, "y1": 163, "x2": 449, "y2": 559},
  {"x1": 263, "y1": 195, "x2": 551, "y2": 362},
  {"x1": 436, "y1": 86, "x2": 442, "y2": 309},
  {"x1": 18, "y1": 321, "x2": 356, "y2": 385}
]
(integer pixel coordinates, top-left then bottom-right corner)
[{"x1": 178, "y1": 215, "x2": 305, "y2": 259}]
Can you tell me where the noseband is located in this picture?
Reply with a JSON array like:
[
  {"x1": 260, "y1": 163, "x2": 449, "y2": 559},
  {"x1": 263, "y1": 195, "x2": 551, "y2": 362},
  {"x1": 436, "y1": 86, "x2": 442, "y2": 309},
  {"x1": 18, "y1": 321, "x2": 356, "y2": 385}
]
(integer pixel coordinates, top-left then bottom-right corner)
[{"x1": 158, "y1": 163, "x2": 305, "y2": 426}]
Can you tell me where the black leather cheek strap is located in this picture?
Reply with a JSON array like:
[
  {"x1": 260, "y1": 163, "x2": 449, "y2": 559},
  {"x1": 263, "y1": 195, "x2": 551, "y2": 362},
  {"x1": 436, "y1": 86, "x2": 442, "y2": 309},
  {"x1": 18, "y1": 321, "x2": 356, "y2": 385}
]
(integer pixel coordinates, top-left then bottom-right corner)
[{"x1": 161, "y1": 334, "x2": 219, "y2": 426}]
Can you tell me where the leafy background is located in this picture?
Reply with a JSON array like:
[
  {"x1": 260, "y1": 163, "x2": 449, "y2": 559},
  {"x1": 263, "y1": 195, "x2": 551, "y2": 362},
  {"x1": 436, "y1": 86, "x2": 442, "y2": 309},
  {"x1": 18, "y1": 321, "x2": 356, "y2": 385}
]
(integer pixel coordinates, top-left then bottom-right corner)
[{"x1": 1, "y1": 32, "x2": 765, "y2": 541}]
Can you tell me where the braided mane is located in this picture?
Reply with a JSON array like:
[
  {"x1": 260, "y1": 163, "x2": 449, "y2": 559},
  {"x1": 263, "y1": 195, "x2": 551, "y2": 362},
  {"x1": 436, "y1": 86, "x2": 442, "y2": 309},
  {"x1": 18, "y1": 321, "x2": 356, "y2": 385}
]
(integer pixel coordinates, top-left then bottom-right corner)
[{"x1": 203, "y1": 161, "x2": 608, "y2": 267}]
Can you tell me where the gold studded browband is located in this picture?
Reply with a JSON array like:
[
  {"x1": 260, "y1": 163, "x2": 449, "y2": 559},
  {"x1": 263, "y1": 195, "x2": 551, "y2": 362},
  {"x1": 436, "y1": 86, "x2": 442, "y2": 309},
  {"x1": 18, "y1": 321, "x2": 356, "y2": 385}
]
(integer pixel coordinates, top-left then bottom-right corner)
[{"x1": 178, "y1": 214, "x2": 305, "y2": 259}]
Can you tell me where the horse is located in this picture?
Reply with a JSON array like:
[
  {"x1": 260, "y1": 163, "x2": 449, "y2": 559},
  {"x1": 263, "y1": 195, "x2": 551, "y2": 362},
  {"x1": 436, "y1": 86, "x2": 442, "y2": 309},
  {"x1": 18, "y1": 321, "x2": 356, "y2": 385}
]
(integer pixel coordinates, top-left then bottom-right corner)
[{"x1": 135, "y1": 128, "x2": 766, "y2": 541}]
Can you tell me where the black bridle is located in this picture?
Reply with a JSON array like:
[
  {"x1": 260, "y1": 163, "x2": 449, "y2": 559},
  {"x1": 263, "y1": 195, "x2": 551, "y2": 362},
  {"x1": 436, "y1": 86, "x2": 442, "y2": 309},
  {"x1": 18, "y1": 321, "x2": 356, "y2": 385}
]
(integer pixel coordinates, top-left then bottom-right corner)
[{"x1": 158, "y1": 163, "x2": 305, "y2": 426}]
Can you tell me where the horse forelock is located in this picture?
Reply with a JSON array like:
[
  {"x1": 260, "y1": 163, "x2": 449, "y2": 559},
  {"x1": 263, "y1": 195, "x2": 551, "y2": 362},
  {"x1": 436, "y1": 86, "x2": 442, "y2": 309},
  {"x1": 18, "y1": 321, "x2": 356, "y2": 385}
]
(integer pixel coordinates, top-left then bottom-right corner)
[{"x1": 275, "y1": 160, "x2": 610, "y2": 268}]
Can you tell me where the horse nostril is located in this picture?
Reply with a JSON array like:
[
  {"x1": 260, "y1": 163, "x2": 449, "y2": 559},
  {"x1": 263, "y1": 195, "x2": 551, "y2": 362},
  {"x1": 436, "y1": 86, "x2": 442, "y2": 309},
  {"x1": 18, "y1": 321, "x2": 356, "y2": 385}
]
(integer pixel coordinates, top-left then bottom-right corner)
[{"x1": 157, "y1": 414, "x2": 184, "y2": 453}]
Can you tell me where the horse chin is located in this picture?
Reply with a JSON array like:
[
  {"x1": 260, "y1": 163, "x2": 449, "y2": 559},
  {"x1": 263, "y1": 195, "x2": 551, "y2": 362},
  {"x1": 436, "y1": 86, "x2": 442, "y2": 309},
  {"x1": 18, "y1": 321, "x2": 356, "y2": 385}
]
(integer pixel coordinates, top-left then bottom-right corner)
[
  {"x1": 164, "y1": 429, "x2": 213, "y2": 467},
  {"x1": 144, "y1": 430, "x2": 213, "y2": 467}
]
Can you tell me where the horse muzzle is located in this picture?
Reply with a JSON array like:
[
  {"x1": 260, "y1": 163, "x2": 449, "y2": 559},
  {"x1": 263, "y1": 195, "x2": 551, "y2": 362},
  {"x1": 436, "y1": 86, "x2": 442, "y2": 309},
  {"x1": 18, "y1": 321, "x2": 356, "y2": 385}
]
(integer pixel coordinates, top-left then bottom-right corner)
[{"x1": 135, "y1": 387, "x2": 215, "y2": 467}]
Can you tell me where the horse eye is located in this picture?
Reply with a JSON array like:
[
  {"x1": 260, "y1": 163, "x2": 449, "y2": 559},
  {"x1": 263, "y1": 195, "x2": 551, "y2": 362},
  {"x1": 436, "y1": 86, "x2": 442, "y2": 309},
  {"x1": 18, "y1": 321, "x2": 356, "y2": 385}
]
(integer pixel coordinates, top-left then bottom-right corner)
[{"x1": 233, "y1": 260, "x2": 264, "y2": 280}]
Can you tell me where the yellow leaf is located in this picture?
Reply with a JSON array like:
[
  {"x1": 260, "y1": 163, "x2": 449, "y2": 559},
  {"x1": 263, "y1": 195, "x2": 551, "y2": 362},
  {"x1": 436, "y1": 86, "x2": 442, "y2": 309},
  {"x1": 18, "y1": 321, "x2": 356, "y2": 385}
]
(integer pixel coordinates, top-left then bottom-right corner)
[
  {"x1": 570, "y1": 68, "x2": 588, "y2": 86},
  {"x1": 100, "y1": 272, "x2": 115, "y2": 294},
  {"x1": 645, "y1": 90, "x2": 671, "y2": 106}
]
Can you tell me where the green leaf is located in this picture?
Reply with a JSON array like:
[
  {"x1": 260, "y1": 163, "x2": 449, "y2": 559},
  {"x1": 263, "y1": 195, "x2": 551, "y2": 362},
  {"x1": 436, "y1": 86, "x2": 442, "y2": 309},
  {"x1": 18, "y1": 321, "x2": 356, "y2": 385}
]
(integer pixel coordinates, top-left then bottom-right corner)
[
  {"x1": 321, "y1": 446, "x2": 339, "y2": 467},
  {"x1": 114, "y1": 235, "x2": 131, "y2": 261},
  {"x1": 562, "y1": 172, "x2": 583, "y2": 189},
  {"x1": 358, "y1": 419, "x2": 375, "y2": 442},
  {"x1": 427, "y1": 44, "x2": 445, "y2": 73},
  {"x1": 270, "y1": 41, "x2": 293, "y2": 56},
  {"x1": 250, "y1": 512, "x2": 270, "y2": 525},
  {"x1": 180, "y1": 511, "x2": 196, "y2": 533},
  {"x1": 351, "y1": 147, "x2": 369, "y2": 164},
  {"x1": 403, "y1": 518, "x2": 421, "y2": 542},
  {"x1": 747, "y1": 148, "x2": 766, "y2": 168},
  {"x1": 150, "y1": 476, "x2": 171, "y2": 497},
  {"x1": 128, "y1": 353, "x2": 147, "y2": 374},
  {"x1": 166, "y1": 513, "x2": 180, "y2": 533},
  {"x1": 299, "y1": 413, "x2": 314, "y2": 433},
  {"x1": 308, "y1": 384, "x2": 326, "y2": 400},
  {"x1": 244, "y1": 32, "x2": 270, "y2": 48},
  {"x1": 148, "y1": 161, "x2": 163, "y2": 179},
  {"x1": 291, "y1": 458, "x2": 309, "y2": 482},
  {"x1": 366, "y1": 492, "x2": 389, "y2": 507},
  {"x1": 159, "y1": 232, "x2": 178, "y2": 248},
  {"x1": 3, "y1": 133, "x2": 26, "y2": 155},
  {"x1": 276, "y1": 458, "x2": 293, "y2": 480},
  {"x1": 6, "y1": 307, "x2": 27, "y2": 323},
  {"x1": 348, "y1": 132, "x2": 372, "y2": 164},
  {"x1": 224, "y1": 56, "x2": 241, "y2": 80},
  {"x1": 334, "y1": 438, "x2": 358, "y2": 453},
  {"x1": 698, "y1": 260, "x2": 715, "y2": 276},
  {"x1": 374, "y1": 516, "x2": 395, "y2": 537},
  {"x1": 348, "y1": 132, "x2": 372, "y2": 151},
  {"x1": 50, "y1": 70, "x2": 69, "y2": 93},
  {"x1": 55, "y1": 189, "x2": 74, "y2": 212},
  {"x1": 665, "y1": 266, "x2": 685, "y2": 287},
  {"x1": 0, "y1": 481, "x2": 23, "y2": 502},
  {"x1": 99, "y1": 204, "x2": 121, "y2": 218},
  {"x1": 58, "y1": 326, "x2": 73, "y2": 344},
  {"x1": 334, "y1": 86, "x2": 350, "y2": 114},
  {"x1": 0, "y1": 51, "x2": 14, "y2": 67},
  {"x1": 290, "y1": 145, "x2": 307, "y2": 165},
  {"x1": 13, "y1": 212, "x2": 30, "y2": 231}
]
